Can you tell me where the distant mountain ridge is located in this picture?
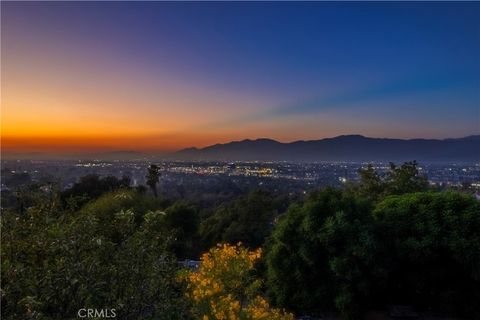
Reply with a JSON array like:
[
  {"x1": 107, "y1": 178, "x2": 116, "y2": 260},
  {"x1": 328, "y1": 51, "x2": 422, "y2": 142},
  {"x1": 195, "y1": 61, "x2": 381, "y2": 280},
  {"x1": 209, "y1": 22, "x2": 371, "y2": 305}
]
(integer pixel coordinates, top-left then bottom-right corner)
[{"x1": 170, "y1": 135, "x2": 480, "y2": 162}]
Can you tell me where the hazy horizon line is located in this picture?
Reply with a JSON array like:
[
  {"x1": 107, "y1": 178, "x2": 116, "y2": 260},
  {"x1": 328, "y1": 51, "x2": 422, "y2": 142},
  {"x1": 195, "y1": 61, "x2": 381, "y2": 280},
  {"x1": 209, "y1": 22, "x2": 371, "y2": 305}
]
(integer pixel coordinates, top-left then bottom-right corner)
[{"x1": 2, "y1": 133, "x2": 479, "y2": 161}]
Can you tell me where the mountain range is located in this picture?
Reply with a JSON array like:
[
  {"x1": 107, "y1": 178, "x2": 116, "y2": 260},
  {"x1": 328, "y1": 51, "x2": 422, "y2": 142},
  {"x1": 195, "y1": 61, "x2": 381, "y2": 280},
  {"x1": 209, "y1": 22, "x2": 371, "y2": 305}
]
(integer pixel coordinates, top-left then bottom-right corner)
[{"x1": 170, "y1": 135, "x2": 480, "y2": 162}]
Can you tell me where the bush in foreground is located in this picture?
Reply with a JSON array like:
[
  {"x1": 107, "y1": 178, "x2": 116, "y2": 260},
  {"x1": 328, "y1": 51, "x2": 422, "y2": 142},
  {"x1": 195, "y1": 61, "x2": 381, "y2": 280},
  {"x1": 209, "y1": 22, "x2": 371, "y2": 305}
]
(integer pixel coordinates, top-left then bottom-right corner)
[
  {"x1": 1, "y1": 190, "x2": 188, "y2": 319},
  {"x1": 266, "y1": 189, "x2": 480, "y2": 318},
  {"x1": 181, "y1": 243, "x2": 293, "y2": 320}
]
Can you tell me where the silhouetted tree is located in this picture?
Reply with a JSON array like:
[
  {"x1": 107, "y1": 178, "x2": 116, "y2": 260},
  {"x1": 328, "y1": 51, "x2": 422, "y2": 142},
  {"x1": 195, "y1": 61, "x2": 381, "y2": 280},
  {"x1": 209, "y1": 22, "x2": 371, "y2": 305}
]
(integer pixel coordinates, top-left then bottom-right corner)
[
  {"x1": 349, "y1": 161, "x2": 429, "y2": 201},
  {"x1": 355, "y1": 164, "x2": 384, "y2": 201},
  {"x1": 60, "y1": 174, "x2": 131, "y2": 209},
  {"x1": 385, "y1": 161, "x2": 428, "y2": 195},
  {"x1": 146, "y1": 164, "x2": 160, "y2": 197}
]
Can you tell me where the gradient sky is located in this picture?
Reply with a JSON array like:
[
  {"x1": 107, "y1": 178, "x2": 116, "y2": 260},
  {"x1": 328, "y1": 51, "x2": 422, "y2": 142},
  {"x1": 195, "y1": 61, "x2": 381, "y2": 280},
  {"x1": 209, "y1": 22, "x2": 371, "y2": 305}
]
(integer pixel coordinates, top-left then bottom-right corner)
[{"x1": 2, "y1": 1, "x2": 479, "y2": 155}]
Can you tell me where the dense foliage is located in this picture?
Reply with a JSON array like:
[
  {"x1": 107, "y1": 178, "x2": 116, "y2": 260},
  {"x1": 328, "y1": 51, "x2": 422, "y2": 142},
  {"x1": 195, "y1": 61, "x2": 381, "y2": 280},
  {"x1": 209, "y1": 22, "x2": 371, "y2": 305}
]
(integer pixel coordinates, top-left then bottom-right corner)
[
  {"x1": 266, "y1": 190, "x2": 480, "y2": 318},
  {"x1": 265, "y1": 189, "x2": 374, "y2": 316},
  {"x1": 1, "y1": 161, "x2": 478, "y2": 319},
  {"x1": 164, "y1": 202, "x2": 200, "y2": 259},
  {"x1": 60, "y1": 174, "x2": 131, "y2": 209},
  {"x1": 200, "y1": 191, "x2": 288, "y2": 250},
  {"x1": 372, "y1": 192, "x2": 480, "y2": 315},
  {"x1": 1, "y1": 190, "x2": 188, "y2": 319}
]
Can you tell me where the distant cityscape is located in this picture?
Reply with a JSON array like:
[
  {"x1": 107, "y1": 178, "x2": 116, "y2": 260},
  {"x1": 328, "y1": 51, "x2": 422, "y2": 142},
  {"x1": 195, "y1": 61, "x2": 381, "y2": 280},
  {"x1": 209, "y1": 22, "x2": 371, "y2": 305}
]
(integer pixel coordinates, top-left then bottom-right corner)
[{"x1": 2, "y1": 159, "x2": 479, "y2": 194}]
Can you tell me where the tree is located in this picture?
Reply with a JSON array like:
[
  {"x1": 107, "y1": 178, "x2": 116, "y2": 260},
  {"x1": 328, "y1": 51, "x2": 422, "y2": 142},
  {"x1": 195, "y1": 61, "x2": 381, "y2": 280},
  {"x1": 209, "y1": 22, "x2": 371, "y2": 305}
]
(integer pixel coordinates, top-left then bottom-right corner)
[
  {"x1": 266, "y1": 188, "x2": 480, "y2": 319},
  {"x1": 146, "y1": 164, "x2": 161, "y2": 197},
  {"x1": 353, "y1": 164, "x2": 384, "y2": 201},
  {"x1": 164, "y1": 202, "x2": 200, "y2": 259},
  {"x1": 60, "y1": 174, "x2": 131, "y2": 210},
  {"x1": 265, "y1": 188, "x2": 373, "y2": 317},
  {"x1": 349, "y1": 161, "x2": 429, "y2": 201},
  {"x1": 180, "y1": 243, "x2": 294, "y2": 320},
  {"x1": 372, "y1": 191, "x2": 480, "y2": 317},
  {"x1": 79, "y1": 189, "x2": 169, "y2": 228},
  {"x1": 385, "y1": 161, "x2": 428, "y2": 195},
  {"x1": 200, "y1": 190, "x2": 280, "y2": 250}
]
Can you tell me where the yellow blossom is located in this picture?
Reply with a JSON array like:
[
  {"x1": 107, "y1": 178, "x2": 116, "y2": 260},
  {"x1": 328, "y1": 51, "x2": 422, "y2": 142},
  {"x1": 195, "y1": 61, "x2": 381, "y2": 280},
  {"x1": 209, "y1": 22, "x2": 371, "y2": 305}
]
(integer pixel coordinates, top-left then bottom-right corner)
[{"x1": 179, "y1": 243, "x2": 293, "y2": 320}]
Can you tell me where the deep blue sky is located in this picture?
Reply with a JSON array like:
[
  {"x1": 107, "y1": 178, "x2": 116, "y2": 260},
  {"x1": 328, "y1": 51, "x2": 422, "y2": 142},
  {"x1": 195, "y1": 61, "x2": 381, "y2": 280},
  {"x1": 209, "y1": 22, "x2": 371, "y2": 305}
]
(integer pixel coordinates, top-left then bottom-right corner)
[{"x1": 2, "y1": 1, "x2": 480, "y2": 152}]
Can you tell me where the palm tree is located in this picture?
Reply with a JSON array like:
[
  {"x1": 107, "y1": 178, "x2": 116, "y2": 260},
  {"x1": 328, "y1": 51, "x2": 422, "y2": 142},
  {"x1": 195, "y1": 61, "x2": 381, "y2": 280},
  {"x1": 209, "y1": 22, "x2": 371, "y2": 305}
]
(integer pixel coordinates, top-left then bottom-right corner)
[{"x1": 146, "y1": 164, "x2": 160, "y2": 197}]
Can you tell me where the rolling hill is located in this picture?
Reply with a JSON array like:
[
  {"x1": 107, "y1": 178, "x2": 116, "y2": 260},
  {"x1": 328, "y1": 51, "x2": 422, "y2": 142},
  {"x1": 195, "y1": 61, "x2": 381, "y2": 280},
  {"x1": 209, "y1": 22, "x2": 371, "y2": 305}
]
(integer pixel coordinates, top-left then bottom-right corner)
[{"x1": 170, "y1": 135, "x2": 480, "y2": 162}]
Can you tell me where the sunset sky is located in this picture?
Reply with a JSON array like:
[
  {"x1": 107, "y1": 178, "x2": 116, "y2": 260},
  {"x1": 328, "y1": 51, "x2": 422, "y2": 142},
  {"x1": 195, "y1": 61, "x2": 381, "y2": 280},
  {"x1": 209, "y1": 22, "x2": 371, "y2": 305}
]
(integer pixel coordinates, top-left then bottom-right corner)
[{"x1": 2, "y1": 2, "x2": 479, "y2": 156}]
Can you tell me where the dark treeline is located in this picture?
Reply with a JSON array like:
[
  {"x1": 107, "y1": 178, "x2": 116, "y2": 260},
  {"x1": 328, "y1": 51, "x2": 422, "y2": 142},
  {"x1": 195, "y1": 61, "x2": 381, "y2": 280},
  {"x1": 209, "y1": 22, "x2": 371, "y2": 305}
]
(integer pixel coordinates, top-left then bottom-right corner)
[{"x1": 1, "y1": 161, "x2": 479, "y2": 319}]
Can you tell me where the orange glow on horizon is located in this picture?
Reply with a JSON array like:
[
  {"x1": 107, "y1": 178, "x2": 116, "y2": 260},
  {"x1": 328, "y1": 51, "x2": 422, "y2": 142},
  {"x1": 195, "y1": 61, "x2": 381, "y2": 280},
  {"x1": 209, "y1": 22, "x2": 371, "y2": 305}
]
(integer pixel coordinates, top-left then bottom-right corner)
[
  {"x1": 0, "y1": 35, "x2": 272, "y2": 155},
  {"x1": 1, "y1": 133, "x2": 237, "y2": 153}
]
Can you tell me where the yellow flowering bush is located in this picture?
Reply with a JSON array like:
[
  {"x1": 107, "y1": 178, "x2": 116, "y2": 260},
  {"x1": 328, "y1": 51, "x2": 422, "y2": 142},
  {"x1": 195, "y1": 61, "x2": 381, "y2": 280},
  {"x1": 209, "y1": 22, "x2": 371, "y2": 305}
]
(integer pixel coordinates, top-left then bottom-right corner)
[{"x1": 180, "y1": 243, "x2": 293, "y2": 320}]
